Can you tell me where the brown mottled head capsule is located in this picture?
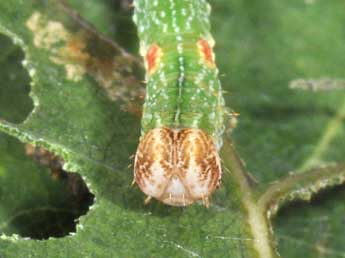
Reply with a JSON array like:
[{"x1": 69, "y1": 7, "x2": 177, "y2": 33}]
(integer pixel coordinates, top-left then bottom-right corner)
[{"x1": 134, "y1": 127, "x2": 222, "y2": 207}]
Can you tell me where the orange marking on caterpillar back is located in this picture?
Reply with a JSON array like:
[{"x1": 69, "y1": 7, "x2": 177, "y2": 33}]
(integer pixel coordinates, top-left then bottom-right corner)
[
  {"x1": 198, "y1": 39, "x2": 215, "y2": 68},
  {"x1": 134, "y1": 127, "x2": 222, "y2": 207},
  {"x1": 145, "y1": 44, "x2": 162, "y2": 75}
]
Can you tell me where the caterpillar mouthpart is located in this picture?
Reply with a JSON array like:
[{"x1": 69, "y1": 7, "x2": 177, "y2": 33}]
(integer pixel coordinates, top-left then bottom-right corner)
[{"x1": 134, "y1": 127, "x2": 222, "y2": 207}]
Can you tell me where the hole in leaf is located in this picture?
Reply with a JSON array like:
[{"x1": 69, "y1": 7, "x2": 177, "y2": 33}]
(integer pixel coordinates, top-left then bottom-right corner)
[
  {"x1": 0, "y1": 132, "x2": 94, "y2": 239},
  {"x1": 274, "y1": 185, "x2": 345, "y2": 257},
  {"x1": 0, "y1": 34, "x2": 34, "y2": 123},
  {"x1": 274, "y1": 184, "x2": 345, "y2": 220}
]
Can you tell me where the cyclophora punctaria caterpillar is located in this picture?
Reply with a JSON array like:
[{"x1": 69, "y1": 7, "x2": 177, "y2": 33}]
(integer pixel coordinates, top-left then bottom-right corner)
[{"x1": 133, "y1": 0, "x2": 226, "y2": 207}]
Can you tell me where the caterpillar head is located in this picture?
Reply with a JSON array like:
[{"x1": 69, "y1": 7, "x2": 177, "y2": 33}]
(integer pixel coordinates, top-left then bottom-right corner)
[{"x1": 134, "y1": 127, "x2": 222, "y2": 207}]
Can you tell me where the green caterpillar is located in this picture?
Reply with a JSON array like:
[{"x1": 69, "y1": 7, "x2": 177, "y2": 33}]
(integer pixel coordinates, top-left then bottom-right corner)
[{"x1": 133, "y1": 0, "x2": 226, "y2": 207}]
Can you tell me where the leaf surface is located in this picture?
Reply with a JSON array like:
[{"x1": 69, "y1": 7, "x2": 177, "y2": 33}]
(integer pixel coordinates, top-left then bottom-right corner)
[{"x1": 0, "y1": 0, "x2": 344, "y2": 258}]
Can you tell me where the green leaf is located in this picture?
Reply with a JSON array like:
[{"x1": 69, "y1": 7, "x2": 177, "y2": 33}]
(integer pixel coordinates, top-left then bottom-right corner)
[
  {"x1": 274, "y1": 186, "x2": 345, "y2": 258},
  {"x1": 213, "y1": 0, "x2": 345, "y2": 257},
  {"x1": 0, "y1": 1, "x2": 257, "y2": 257},
  {"x1": 0, "y1": 131, "x2": 93, "y2": 240},
  {"x1": 0, "y1": 0, "x2": 344, "y2": 258}
]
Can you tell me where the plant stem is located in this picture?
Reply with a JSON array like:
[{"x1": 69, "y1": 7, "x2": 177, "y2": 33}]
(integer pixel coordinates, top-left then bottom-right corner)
[
  {"x1": 221, "y1": 138, "x2": 279, "y2": 258},
  {"x1": 258, "y1": 163, "x2": 345, "y2": 217}
]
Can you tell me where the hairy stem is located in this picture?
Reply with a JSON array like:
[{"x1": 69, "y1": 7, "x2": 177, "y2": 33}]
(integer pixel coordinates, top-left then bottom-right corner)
[
  {"x1": 221, "y1": 138, "x2": 279, "y2": 258},
  {"x1": 258, "y1": 163, "x2": 345, "y2": 218}
]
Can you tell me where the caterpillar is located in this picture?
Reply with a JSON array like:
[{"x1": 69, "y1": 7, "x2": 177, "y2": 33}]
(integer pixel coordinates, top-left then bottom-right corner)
[{"x1": 133, "y1": 0, "x2": 226, "y2": 207}]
